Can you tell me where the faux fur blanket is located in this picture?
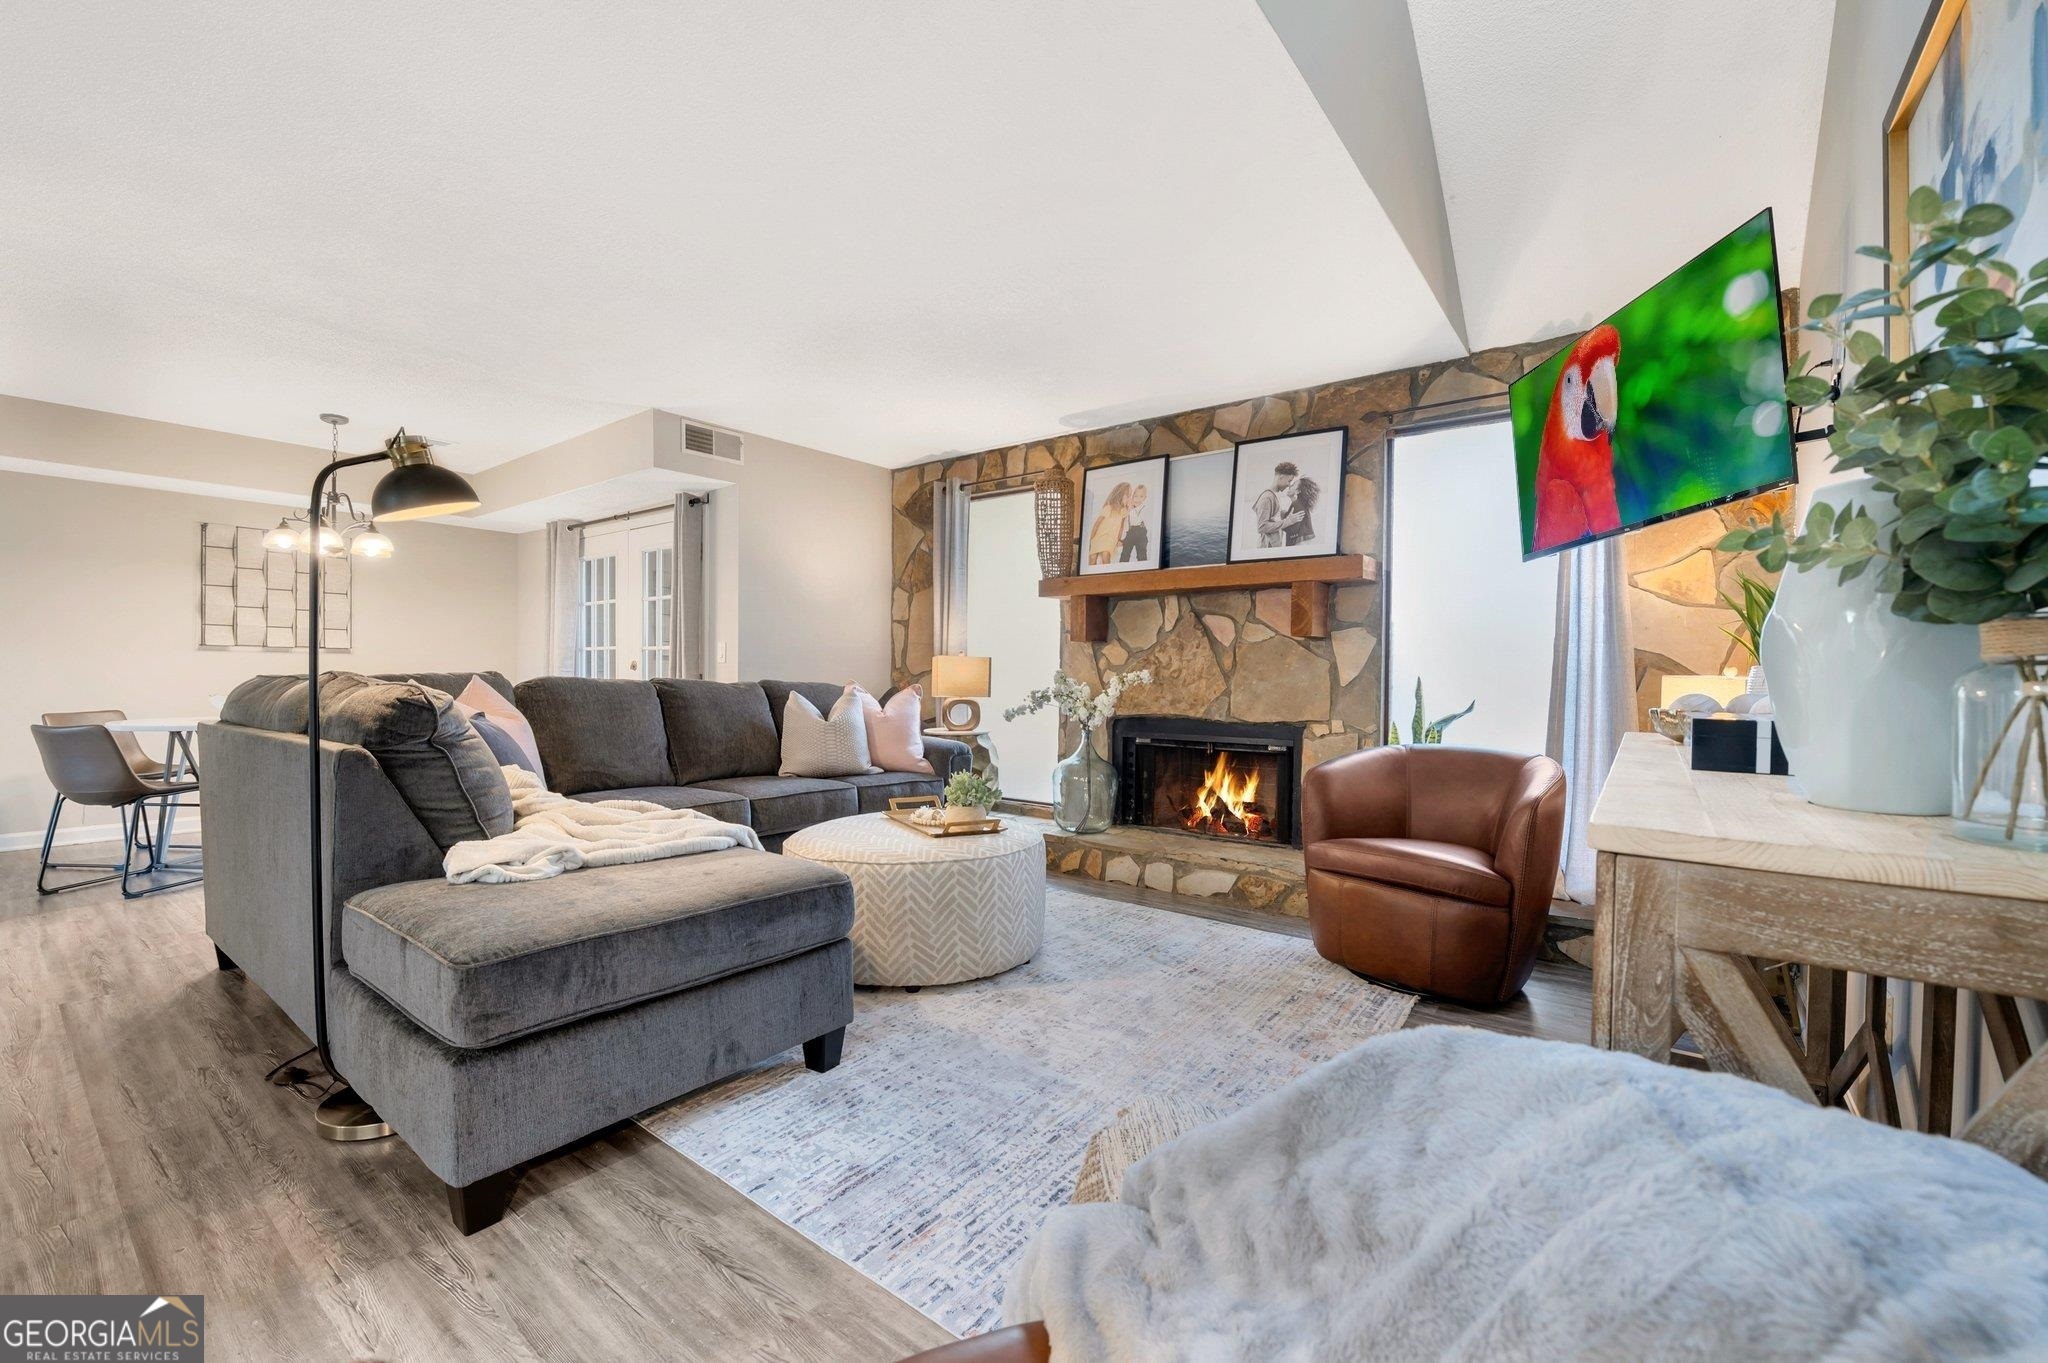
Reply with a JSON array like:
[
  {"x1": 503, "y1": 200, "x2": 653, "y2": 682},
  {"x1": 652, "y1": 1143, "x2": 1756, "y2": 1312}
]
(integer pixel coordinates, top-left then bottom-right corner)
[
  {"x1": 1008, "y1": 1028, "x2": 2048, "y2": 1361},
  {"x1": 444, "y1": 767, "x2": 762, "y2": 883}
]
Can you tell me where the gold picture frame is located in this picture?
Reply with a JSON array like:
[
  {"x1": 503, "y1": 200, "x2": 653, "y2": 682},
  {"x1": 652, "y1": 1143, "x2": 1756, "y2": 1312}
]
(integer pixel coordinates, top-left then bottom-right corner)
[{"x1": 1884, "y1": 0, "x2": 1965, "y2": 353}]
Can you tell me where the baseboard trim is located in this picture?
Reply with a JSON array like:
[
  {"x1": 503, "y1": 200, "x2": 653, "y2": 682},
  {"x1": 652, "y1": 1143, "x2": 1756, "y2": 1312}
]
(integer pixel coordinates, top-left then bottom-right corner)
[{"x1": 0, "y1": 816, "x2": 203, "y2": 854}]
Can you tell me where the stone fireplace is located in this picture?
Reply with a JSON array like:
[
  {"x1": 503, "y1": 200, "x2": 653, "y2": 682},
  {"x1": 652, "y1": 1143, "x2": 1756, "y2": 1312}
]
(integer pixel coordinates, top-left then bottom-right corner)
[{"x1": 1111, "y1": 716, "x2": 1302, "y2": 847}]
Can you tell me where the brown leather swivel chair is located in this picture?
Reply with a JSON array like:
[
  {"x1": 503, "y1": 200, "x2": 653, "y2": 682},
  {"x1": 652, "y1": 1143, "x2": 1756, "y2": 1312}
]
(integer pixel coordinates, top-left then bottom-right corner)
[{"x1": 1301, "y1": 745, "x2": 1565, "y2": 1008}]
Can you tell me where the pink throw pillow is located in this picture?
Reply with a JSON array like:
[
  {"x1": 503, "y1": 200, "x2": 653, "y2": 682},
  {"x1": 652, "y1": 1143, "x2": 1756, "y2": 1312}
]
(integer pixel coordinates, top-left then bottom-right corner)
[
  {"x1": 857, "y1": 685, "x2": 932, "y2": 775},
  {"x1": 452, "y1": 677, "x2": 547, "y2": 779}
]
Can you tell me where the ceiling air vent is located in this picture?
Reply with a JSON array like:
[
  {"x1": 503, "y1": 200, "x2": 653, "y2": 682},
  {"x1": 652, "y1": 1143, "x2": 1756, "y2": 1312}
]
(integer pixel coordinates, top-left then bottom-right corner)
[{"x1": 680, "y1": 418, "x2": 742, "y2": 461}]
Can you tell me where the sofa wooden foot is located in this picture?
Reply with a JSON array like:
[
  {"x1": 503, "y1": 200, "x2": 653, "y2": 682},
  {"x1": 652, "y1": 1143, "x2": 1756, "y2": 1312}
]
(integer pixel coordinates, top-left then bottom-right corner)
[
  {"x1": 213, "y1": 944, "x2": 238, "y2": 972},
  {"x1": 803, "y1": 1026, "x2": 845, "y2": 1073},
  {"x1": 446, "y1": 1168, "x2": 521, "y2": 1235}
]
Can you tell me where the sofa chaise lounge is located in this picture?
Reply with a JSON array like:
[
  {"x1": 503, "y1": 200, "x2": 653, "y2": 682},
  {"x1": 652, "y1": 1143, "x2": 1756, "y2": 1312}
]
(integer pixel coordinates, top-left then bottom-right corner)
[{"x1": 202, "y1": 670, "x2": 966, "y2": 1233}]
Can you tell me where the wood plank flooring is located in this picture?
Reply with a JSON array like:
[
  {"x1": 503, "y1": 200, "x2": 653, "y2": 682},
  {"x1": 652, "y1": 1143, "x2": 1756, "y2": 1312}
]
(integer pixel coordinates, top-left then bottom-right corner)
[{"x1": 1, "y1": 846, "x2": 1589, "y2": 1361}]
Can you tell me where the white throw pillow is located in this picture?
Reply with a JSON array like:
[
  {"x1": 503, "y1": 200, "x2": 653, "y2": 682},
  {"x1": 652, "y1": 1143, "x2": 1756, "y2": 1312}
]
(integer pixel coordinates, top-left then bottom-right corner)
[{"x1": 779, "y1": 688, "x2": 881, "y2": 778}]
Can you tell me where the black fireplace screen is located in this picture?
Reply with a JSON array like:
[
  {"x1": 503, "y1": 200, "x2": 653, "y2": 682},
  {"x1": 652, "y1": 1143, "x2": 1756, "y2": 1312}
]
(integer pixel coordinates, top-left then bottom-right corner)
[{"x1": 1111, "y1": 717, "x2": 1303, "y2": 846}]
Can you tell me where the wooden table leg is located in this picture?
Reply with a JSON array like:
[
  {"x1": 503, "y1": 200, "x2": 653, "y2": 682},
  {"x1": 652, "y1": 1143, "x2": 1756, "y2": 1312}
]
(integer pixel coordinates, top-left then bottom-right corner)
[
  {"x1": 1802, "y1": 966, "x2": 1846, "y2": 1095},
  {"x1": 1919, "y1": 984, "x2": 1957, "y2": 1136},
  {"x1": 1592, "y1": 852, "x2": 1676, "y2": 1059}
]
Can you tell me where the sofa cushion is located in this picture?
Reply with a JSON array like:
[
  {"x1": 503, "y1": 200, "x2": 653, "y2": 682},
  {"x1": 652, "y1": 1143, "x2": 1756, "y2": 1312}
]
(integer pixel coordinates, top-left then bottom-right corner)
[
  {"x1": 1305, "y1": 837, "x2": 1511, "y2": 907},
  {"x1": 221, "y1": 671, "x2": 513, "y2": 848},
  {"x1": 449, "y1": 676, "x2": 546, "y2": 777},
  {"x1": 468, "y1": 712, "x2": 539, "y2": 774},
  {"x1": 857, "y1": 684, "x2": 933, "y2": 775},
  {"x1": 513, "y1": 677, "x2": 672, "y2": 795},
  {"x1": 761, "y1": 680, "x2": 851, "y2": 735},
  {"x1": 651, "y1": 679, "x2": 780, "y2": 784},
  {"x1": 376, "y1": 671, "x2": 515, "y2": 706},
  {"x1": 778, "y1": 688, "x2": 879, "y2": 778},
  {"x1": 692, "y1": 774, "x2": 857, "y2": 836},
  {"x1": 342, "y1": 847, "x2": 854, "y2": 1049},
  {"x1": 838, "y1": 770, "x2": 946, "y2": 813},
  {"x1": 573, "y1": 785, "x2": 750, "y2": 824}
]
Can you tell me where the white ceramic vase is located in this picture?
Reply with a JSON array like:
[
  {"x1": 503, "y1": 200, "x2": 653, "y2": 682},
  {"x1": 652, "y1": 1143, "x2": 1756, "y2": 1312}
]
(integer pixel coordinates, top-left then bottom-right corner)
[{"x1": 1759, "y1": 477, "x2": 1981, "y2": 814}]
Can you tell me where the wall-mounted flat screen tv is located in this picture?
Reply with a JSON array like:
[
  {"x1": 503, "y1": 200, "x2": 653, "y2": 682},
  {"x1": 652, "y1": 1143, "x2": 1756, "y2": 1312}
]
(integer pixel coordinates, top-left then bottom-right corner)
[{"x1": 1509, "y1": 207, "x2": 1795, "y2": 560}]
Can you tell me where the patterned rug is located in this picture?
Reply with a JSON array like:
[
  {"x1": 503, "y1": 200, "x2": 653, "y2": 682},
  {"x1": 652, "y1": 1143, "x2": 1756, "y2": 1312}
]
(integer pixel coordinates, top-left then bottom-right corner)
[{"x1": 637, "y1": 882, "x2": 1415, "y2": 1336}]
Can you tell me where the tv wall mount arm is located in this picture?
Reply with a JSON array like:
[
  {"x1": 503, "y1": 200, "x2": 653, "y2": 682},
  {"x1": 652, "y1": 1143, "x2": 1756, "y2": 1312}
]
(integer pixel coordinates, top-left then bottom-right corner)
[{"x1": 1791, "y1": 361, "x2": 1840, "y2": 446}]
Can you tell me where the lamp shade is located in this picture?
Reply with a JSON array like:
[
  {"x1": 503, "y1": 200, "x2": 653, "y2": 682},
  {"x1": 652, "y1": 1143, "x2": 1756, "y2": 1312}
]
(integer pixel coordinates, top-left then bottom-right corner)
[
  {"x1": 1659, "y1": 673, "x2": 1747, "y2": 710},
  {"x1": 371, "y1": 460, "x2": 480, "y2": 522},
  {"x1": 931, "y1": 654, "x2": 992, "y2": 698}
]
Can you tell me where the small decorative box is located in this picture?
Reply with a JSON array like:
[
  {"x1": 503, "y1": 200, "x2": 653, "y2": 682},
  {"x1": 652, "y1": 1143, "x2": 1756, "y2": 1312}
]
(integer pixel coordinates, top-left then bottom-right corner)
[{"x1": 1686, "y1": 715, "x2": 1790, "y2": 776}]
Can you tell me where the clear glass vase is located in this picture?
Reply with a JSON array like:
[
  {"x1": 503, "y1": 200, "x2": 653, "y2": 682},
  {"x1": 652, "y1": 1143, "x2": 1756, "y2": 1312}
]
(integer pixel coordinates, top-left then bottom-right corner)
[
  {"x1": 1051, "y1": 729, "x2": 1116, "y2": 834},
  {"x1": 1952, "y1": 629, "x2": 2048, "y2": 851}
]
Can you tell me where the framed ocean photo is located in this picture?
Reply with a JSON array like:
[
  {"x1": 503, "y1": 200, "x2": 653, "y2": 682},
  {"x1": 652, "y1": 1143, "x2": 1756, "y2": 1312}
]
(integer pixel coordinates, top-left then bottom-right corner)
[{"x1": 1162, "y1": 448, "x2": 1235, "y2": 568}]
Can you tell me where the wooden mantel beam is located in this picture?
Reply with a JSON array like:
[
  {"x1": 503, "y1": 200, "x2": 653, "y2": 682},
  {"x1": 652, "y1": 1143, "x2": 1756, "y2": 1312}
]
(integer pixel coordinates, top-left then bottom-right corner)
[{"x1": 1039, "y1": 554, "x2": 1375, "y2": 643}]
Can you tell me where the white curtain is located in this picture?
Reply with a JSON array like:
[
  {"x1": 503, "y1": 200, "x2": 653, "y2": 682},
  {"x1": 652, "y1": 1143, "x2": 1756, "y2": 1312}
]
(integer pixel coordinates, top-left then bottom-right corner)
[
  {"x1": 545, "y1": 519, "x2": 583, "y2": 676},
  {"x1": 672, "y1": 494, "x2": 706, "y2": 679},
  {"x1": 1545, "y1": 538, "x2": 1636, "y2": 904},
  {"x1": 930, "y1": 477, "x2": 972, "y2": 658}
]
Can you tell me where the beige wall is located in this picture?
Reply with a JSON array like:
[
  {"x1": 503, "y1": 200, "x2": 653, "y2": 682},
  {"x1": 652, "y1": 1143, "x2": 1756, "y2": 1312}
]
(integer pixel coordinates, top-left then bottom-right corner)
[
  {"x1": 727, "y1": 429, "x2": 893, "y2": 692},
  {"x1": 1797, "y1": 0, "x2": 1927, "y2": 502},
  {"x1": 0, "y1": 471, "x2": 520, "y2": 843},
  {"x1": 501, "y1": 426, "x2": 894, "y2": 692}
]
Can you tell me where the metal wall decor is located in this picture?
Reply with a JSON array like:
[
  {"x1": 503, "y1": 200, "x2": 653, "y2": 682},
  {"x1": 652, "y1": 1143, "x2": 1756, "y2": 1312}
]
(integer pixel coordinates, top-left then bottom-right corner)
[{"x1": 199, "y1": 522, "x2": 351, "y2": 650}]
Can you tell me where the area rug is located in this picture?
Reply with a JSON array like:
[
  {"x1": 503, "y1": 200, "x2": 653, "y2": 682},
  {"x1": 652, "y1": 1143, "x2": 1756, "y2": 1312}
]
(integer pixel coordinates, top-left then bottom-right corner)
[{"x1": 637, "y1": 882, "x2": 1414, "y2": 1336}]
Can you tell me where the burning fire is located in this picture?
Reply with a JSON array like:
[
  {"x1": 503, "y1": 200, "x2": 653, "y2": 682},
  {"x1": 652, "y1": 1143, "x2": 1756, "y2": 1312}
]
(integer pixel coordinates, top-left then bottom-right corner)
[{"x1": 1184, "y1": 751, "x2": 1270, "y2": 840}]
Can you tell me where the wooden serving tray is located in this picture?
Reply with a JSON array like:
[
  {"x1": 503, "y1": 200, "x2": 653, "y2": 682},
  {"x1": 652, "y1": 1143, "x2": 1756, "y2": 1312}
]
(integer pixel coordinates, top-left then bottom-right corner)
[{"x1": 885, "y1": 795, "x2": 1006, "y2": 838}]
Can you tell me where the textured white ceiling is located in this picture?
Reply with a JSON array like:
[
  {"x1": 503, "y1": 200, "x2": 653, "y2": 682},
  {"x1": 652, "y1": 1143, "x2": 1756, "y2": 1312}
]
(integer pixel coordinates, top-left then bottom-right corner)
[
  {"x1": 1406, "y1": 0, "x2": 1837, "y2": 353},
  {"x1": 0, "y1": 1, "x2": 1462, "y2": 470}
]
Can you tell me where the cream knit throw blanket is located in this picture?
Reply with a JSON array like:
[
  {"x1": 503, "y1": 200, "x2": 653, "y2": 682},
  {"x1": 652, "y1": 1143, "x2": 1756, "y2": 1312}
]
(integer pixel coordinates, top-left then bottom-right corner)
[
  {"x1": 1008, "y1": 1028, "x2": 2048, "y2": 1360},
  {"x1": 444, "y1": 767, "x2": 762, "y2": 883}
]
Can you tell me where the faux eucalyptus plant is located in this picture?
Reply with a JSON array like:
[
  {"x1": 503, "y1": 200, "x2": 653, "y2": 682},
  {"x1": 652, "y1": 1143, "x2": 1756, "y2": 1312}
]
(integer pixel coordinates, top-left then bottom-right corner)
[{"x1": 1722, "y1": 188, "x2": 2048, "y2": 625}]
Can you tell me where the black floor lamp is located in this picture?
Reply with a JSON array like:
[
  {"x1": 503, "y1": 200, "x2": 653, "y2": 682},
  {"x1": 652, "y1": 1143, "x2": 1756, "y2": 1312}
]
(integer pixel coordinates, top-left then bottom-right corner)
[{"x1": 303, "y1": 416, "x2": 480, "y2": 1141}]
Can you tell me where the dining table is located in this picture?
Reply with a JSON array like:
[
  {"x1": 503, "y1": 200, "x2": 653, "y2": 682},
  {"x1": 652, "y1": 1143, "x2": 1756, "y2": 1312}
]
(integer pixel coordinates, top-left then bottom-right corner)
[{"x1": 105, "y1": 715, "x2": 212, "y2": 869}]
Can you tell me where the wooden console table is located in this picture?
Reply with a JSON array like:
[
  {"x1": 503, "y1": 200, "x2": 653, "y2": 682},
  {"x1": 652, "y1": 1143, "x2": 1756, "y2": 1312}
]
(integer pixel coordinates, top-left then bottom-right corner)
[{"x1": 1588, "y1": 733, "x2": 2048, "y2": 1174}]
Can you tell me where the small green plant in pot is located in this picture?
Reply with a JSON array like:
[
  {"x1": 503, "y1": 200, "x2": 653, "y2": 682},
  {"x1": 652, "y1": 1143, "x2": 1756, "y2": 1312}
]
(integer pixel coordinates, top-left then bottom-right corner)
[
  {"x1": 1732, "y1": 188, "x2": 2048, "y2": 843},
  {"x1": 1386, "y1": 679, "x2": 1475, "y2": 746},
  {"x1": 942, "y1": 770, "x2": 1002, "y2": 825},
  {"x1": 1718, "y1": 572, "x2": 1777, "y2": 686}
]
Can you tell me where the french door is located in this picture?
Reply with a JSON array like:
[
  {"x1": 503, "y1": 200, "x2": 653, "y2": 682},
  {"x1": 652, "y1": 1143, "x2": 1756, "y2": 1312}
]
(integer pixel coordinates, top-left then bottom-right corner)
[{"x1": 578, "y1": 510, "x2": 675, "y2": 679}]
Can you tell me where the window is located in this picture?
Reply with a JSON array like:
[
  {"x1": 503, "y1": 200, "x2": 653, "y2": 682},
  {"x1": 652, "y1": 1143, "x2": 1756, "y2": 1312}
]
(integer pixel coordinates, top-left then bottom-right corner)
[
  {"x1": 579, "y1": 554, "x2": 617, "y2": 678},
  {"x1": 1385, "y1": 418, "x2": 1558, "y2": 754},
  {"x1": 966, "y1": 492, "x2": 1062, "y2": 802},
  {"x1": 642, "y1": 546, "x2": 673, "y2": 679}
]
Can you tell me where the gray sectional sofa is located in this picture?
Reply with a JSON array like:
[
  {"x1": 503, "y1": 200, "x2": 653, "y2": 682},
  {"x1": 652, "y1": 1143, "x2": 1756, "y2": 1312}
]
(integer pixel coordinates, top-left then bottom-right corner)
[
  {"x1": 201, "y1": 670, "x2": 966, "y2": 1234},
  {"x1": 515, "y1": 676, "x2": 970, "y2": 848}
]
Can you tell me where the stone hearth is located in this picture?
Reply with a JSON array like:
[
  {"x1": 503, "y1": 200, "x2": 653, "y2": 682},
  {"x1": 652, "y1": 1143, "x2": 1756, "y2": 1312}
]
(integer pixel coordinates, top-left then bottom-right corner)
[{"x1": 1028, "y1": 818, "x2": 1308, "y2": 918}]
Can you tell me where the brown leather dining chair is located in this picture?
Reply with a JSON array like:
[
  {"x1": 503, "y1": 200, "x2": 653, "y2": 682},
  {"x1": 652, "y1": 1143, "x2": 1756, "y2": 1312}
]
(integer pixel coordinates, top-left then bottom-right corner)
[
  {"x1": 1301, "y1": 744, "x2": 1566, "y2": 1008},
  {"x1": 31, "y1": 722, "x2": 201, "y2": 898}
]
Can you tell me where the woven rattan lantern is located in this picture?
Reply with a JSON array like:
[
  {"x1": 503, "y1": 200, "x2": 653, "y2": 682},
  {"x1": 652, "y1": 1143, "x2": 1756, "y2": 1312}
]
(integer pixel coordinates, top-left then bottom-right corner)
[{"x1": 1034, "y1": 470, "x2": 1076, "y2": 578}]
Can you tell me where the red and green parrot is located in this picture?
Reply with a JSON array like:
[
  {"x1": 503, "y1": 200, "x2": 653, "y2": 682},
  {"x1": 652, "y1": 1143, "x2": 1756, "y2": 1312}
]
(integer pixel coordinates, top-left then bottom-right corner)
[{"x1": 1532, "y1": 323, "x2": 1622, "y2": 553}]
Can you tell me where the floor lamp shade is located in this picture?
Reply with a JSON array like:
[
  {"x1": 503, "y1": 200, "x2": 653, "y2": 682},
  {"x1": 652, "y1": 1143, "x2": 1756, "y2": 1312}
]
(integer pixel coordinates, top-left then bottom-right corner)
[
  {"x1": 932, "y1": 653, "x2": 991, "y2": 731},
  {"x1": 371, "y1": 455, "x2": 480, "y2": 521}
]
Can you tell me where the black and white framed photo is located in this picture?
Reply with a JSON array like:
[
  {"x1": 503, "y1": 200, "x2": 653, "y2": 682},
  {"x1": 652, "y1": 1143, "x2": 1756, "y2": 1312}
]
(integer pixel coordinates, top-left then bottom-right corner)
[
  {"x1": 1077, "y1": 456, "x2": 1167, "y2": 574},
  {"x1": 1162, "y1": 447, "x2": 1236, "y2": 568},
  {"x1": 1227, "y1": 427, "x2": 1347, "y2": 563}
]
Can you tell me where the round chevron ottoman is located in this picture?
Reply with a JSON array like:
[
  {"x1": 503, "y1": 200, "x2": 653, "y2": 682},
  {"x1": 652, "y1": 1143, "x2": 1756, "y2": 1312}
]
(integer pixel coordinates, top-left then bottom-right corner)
[{"x1": 783, "y1": 812, "x2": 1046, "y2": 987}]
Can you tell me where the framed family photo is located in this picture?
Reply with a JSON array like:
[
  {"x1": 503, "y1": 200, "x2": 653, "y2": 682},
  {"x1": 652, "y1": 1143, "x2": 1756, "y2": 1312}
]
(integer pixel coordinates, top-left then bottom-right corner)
[
  {"x1": 1077, "y1": 456, "x2": 1167, "y2": 574},
  {"x1": 1226, "y1": 427, "x2": 1347, "y2": 563}
]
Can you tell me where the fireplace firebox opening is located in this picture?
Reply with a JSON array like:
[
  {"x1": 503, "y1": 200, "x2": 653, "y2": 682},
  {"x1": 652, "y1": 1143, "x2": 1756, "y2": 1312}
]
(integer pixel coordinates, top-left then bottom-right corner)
[{"x1": 1110, "y1": 717, "x2": 1304, "y2": 847}]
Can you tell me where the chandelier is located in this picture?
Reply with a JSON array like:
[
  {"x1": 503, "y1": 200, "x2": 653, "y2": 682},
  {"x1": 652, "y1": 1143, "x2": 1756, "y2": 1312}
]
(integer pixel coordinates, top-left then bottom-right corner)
[{"x1": 262, "y1": 414, "x2": 396, "y2": 558}]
